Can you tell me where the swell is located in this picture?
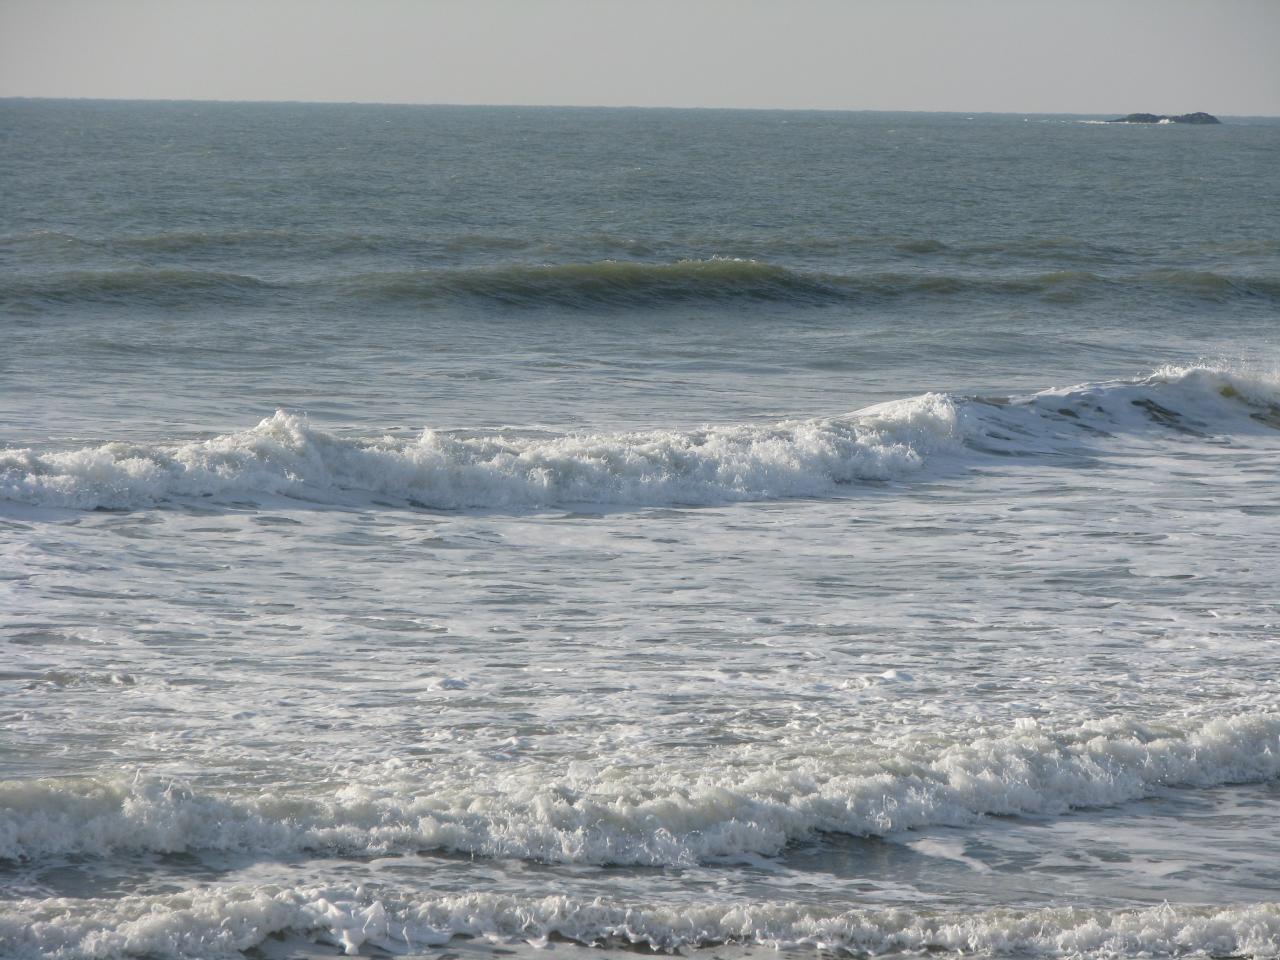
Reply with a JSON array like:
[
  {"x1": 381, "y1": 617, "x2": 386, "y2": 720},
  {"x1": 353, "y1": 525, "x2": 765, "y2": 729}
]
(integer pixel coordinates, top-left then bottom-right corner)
[
  {"x1": 0, "y1": 268, "x2": 273, "y2": 310},
  {"x1": 338, "y1": 258, "x2": 845, "y2": 307},
  {"x1": 6, "y1": 225, "x2": 1275, "y2": 264},
  {"x1": 332, "y1": 261, "x2": 1280, "y2": 309},
  {"x1": 2, "y1": 710, "x2": 1277, "y2": 867},
  {"x1": 4, "y1": 888, "x2": 1277, "y2": 958},
  {"x1": 3, "y1": 259, "x2": 1277, "y2": 311},
  {"x1": 1, "y1": 365, "x2": 1277, "y2": 513}
]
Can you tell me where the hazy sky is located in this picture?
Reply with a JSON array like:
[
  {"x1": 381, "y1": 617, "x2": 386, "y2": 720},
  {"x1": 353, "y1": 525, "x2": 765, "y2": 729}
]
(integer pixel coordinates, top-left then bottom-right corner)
[{"x1": 2, "y1": 0, "x2": 1278, "y2": 115}]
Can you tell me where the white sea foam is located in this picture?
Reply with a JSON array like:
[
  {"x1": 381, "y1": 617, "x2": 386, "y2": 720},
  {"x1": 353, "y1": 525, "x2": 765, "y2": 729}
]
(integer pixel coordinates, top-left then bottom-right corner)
[
  {"x1": 1, "y1": 365, "x2": 1276, "y2": 512},
  {"x1": 3, "y1": 711, "x2": 1276, "y2": 867},
  {"x1": 0, "y1": 394, "x2": 962, "y2": 510},
  {"x1": 3, "y1": 885, "x2": 1278, "y2": 958}
]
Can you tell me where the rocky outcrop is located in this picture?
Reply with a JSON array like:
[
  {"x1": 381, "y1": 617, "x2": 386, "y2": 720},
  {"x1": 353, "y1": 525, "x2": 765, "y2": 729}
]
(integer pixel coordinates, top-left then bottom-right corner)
[{"x1": 1107, "y1": 112, "x2": 1221, "y2": 124}]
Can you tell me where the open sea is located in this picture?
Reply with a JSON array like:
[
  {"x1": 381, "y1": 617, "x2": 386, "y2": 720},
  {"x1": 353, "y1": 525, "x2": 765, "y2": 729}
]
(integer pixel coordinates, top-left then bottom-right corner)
[{"x1": 2, "y1": 100, "x2": 1279, "y2": 959}]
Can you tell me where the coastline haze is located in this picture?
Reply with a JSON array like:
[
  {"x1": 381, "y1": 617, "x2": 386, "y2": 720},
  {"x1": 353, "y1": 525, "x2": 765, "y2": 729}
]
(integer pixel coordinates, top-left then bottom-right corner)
[{"x1": 1, "y1": 0, "x2": 1278, "y2": 115}]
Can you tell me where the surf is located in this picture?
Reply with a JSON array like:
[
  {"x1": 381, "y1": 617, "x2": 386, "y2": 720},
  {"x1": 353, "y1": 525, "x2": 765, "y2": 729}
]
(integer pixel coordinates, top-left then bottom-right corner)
[
  {"x1": 1, "y1": 365, "x2": 1276, "y2": 513},
  {"x1": 3, "y1": 709, "x2": 1276, "y2": 868},
  {"x1": 4, "y1": 886, "x2": 1277, "y2": 958}
]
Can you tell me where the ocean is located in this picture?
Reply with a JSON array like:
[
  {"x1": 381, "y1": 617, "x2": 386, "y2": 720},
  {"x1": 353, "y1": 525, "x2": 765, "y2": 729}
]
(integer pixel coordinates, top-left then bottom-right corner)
[{"x1": 1, "y1": 99, "x2": 1279, "y2": 959}]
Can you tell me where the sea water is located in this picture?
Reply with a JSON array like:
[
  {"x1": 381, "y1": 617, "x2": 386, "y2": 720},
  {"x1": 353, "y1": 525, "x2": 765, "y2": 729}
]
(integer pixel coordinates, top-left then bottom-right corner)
[{"x1": 1, "y1": 101, "x2": 1279, "y2": 959}]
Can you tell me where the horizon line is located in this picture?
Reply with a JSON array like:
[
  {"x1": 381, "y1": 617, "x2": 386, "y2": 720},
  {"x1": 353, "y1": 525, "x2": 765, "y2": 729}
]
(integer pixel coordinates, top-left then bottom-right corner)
[{"x1": 2, "y1": 95, "x2": 1272, "y2": 119}]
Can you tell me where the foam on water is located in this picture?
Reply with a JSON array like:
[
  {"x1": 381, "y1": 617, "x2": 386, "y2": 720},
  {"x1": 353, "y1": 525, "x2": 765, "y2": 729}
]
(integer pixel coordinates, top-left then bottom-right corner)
[
  {"x1": 1, "y1": 365, "x2": 1276, "y2": 512},
  {"x1": 0, "y1": 394, "x2": 962, "y2": 510},
  {"x1": 3, "y1": 710, "x2": 1276, "y2": 867},
  {"x1": 4, "y1": 885, "x2": 1278, "y2": 958}
]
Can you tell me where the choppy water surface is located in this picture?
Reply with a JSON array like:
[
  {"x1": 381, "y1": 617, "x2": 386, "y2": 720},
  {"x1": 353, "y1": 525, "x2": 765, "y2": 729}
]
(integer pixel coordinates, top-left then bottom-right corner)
[{"x1": 1, "y1": 101, "x2": 1279, "y2": 959}]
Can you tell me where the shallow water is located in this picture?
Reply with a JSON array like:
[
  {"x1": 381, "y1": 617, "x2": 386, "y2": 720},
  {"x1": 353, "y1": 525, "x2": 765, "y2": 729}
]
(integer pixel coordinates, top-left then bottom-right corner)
[{"x1": 1, "y1": 101, "x2": 1279, "y2": 958}]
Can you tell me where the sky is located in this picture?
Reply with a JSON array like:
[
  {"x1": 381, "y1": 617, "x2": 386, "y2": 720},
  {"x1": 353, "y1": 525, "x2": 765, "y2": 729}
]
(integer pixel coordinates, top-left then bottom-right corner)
[{"x1": 2, "y1": 0, "x2": 1278, "y2": 115}]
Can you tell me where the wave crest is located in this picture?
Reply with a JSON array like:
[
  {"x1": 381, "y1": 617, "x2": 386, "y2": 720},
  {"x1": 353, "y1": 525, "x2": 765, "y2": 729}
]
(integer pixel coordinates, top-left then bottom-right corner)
[
  {"x1": 4, "y1": 886, "x2": 1278, "y2": 958},
  {"x1": 3, "y1": 711, "x2": 1276, "y2": 866},
  {"x1": 2, "y1": 365, "x2": 1277, "y2": 513},
  {"x1": 0, "y1": 393, "x2": 960, "y2": 511},
  {"x1": 342, "y1": 258, "x2": 847, "y2": 307},
  {"x1": 5, "y1": 259, "x2": 1276, "y2": 311},
  {"x1": 327, "y1": 261, "x2": 1280, "y2": 309},
  {"x1": 0, "y1": 269, "x2": 271, "y2": 309}
]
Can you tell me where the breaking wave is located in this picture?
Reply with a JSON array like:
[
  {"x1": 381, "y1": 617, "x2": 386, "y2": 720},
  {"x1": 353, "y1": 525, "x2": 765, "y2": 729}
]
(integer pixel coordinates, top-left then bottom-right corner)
[
  {"x1": 2, "y1": 710, "x2": 1277, "y2": 867},
  {"x1": 0, "y1": 393, "x2": 959, "y2": 511},
  {"x1": 3, "y1": 883, "x2": 1279, "y2": 959},
  {"x1": 1, "y1": 365, "x2": 1277, "y2": 513}
]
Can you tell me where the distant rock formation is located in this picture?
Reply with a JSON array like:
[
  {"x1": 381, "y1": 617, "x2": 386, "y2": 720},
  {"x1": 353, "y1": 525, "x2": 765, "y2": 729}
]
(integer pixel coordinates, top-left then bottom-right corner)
[{"x1": 1107, "y1": 112, "x2": 1221, "y2": 124}]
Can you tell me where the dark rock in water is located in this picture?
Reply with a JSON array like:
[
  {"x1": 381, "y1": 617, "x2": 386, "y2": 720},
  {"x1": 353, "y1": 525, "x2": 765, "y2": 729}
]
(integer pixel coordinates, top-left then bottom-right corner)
[{"x1": 1107, "y1": 112, "x2": 1221, "y2": 124}]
